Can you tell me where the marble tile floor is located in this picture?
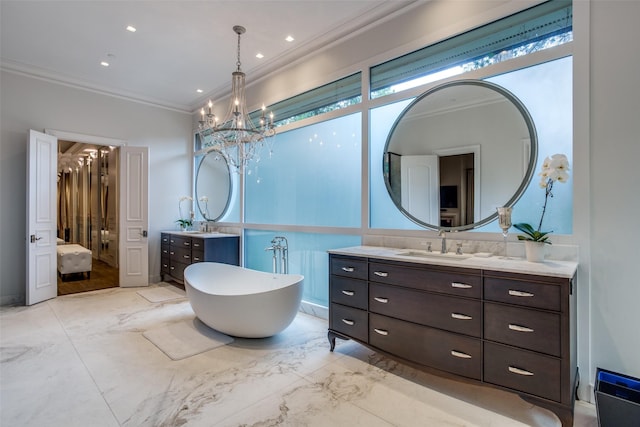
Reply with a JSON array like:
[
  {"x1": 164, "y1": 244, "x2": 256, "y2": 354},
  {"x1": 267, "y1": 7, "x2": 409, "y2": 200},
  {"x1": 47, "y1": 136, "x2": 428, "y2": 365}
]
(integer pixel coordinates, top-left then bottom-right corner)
[{"x1": 1, "y1": 285, "x2": 597, "y2": 427}]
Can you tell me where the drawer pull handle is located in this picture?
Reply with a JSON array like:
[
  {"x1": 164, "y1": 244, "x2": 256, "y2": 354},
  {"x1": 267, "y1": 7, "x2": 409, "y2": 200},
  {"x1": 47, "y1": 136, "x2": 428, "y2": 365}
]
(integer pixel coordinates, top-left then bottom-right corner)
[
  {"x1": 508, "y1": 324, "x2": 534, "y2": 333},
  {"x1": 374, "y1": 271, "x2": 389, "y2": 277},
  {"x1": 341, "y1": 267, "x2": 355, "y2": 272},
  {"x1": 341, "y1": 319, "x2": 355, "y2": 326},
  {"x1": 451, "y1": 350, "x2": 472, "y2": 359},
  {"x1": 170, "y1": 266, "x2": 175, "y2": 270},
  {"x1": 193, "y1": 243, "x2": 200, "y2": 247},
  {"x1": 193, "y1": 257, "x2": 201, "y2": 261},
  {"x1": 183, "y1": 242, "x2": 190, "y2": 246},
  {"x1": 170, "y1": 251, "x2": 175, "y2": 255},
  {"x1": 183, "y1": 255, "x2": 190, "y2": 259},
  {"x1": 508, "y1": 366, "x2": 534, "y2": 376},
  {"x1": 374, "y1": 297, "x2": 389, "y2": 303},
  {"x1": 451, "y1": 282, "x2": 472, "y2": 289},
  {"x1": 451, "y1": 313, "x2": 473, "y2": 320},
  {"x1": 341, "y1": 290, "x2": 355, "y2": 296},
  {"x1": 374, "y1": 328, "x2": 389, "y2": 336},
  {"x1": 508, "y1": 290, "x2": 534, "y2": 297}
]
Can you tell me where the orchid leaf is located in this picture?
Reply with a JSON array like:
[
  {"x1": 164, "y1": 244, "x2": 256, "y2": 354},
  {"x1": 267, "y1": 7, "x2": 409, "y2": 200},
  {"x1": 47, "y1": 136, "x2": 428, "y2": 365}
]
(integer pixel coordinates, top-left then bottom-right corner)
[{"x1": 513, "y1": 223, "x2": 552, "y2": 244}]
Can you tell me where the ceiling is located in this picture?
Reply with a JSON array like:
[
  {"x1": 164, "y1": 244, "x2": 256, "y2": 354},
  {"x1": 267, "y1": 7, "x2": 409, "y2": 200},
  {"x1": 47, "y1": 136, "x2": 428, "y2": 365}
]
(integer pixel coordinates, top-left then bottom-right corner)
[{"x1": 1, "y1": 1, "x2": 414, "y2": 113}]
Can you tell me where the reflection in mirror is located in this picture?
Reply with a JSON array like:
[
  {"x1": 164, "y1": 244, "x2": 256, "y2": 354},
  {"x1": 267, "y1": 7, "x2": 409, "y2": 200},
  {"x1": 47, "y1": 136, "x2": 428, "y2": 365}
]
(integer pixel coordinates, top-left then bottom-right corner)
[
  {"x1": 383, "y1": 80, "x2": 537, "y2": 231},
  {"x1": 195, "y1": 150, "x2": 232, "y2": 222}
]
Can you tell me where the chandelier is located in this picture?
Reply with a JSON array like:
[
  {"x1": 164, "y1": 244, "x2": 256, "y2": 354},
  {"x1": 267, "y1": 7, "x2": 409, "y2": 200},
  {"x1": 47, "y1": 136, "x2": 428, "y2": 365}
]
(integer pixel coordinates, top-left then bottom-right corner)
[{"x1": 198, "y1": 25, "x2": 276, "y2": 171}]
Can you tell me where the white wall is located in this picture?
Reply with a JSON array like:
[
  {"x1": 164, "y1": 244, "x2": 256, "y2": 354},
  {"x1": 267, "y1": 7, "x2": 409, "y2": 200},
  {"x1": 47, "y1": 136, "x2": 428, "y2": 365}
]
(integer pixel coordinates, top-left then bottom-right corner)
[
  {"x1": 588, "y1": 0, "x2": 640, "y2": 381},
  {"x1": 0, "y1": 71, "x2": 193, "y2": 304}
]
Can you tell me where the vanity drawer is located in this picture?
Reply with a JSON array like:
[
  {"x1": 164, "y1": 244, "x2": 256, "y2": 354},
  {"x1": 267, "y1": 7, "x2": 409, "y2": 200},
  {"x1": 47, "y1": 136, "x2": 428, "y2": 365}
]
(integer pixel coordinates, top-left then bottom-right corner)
[
  {"x1": 330, "y1": 256, "x2": 368, "y2": 280},
  {"x1": 370, "y1": 313, "x2": 481, "y2": 380},
  {"x1": 170, "y1": 235, "x2": 192, "y2": 248},
  {"x1": 484, "y1": 303, "x2": 560, "y2": 356},
  {"x1": 368, "y1": 262, "x2": 481, "y2": 298},
  {"x1": 161, "y1": 257, "x2": 171, "y2": 274},
  {"x1": 484, "y1": 342, "x2": 561, "y2": 402},
  {"x1": 330, "y1": 303, "x2": 368, "y2": 342},
  {"x1": 191, "y1": 250, "x2": 205, "y2": 263},
  {"x1": 172, "y1": 247, "x2": 192, "y2": 263},
  {"x1": 191, "y1": 238, "x2": 204, "y2": 251},
  {"x1": 330, "y1": 276, "x2": 368, "y2": 310},
  {"x1": 484, "y1": 276, "x2": 561, "y2": 311},
  {"x1": 169, "y1": 260, "x2": 189, "y2": 281},
  {"x1": 161, "y1": 244, "x2": 170, "y2": 257},
  {"x1": 369, "y1": 283, "x2": 481, "y2": 337}
]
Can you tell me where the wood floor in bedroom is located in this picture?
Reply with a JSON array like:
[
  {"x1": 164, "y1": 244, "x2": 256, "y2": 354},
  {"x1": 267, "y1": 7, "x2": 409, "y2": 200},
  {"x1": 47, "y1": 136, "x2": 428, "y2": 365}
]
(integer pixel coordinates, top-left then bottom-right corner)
[{"x1": 57, "y1": 259, "x2": 119, "y2": 295}]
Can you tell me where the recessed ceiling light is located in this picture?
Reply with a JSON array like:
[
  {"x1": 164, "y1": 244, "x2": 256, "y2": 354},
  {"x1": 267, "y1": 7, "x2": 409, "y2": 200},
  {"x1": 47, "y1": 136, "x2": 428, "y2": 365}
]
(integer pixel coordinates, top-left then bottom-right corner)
[
  {"x1": 285, "y1": 35, "x2": 294, "y2": 42},
  {"x1": 196, "y1": 89, "x2": 203, "y2": 93},
  {"x1": 126, "y1": 25, "x2": 136, "y2": 33},
  {"x1": 256, "y1": 53, "x2": 264, "y2": 59},
  {"x1": 100, "y1": 61, "x2": 110, "y2": 67}
]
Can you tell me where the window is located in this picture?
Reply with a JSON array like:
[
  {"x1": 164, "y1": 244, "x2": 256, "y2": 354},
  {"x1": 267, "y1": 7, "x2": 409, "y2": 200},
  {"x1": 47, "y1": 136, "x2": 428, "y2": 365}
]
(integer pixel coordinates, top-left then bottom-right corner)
[
  {"x1": 245, "y1": 113, "x2": 362, "y2": 227},
  {"x1": 250, "y1": 73, "x2": 361, "y2": 127},
  {"x1": 370, "y1": 0, "x2": 572, "y2": 98},
  {"x1": 369, "y1": 57, "x2": 573, "y2": 233}
]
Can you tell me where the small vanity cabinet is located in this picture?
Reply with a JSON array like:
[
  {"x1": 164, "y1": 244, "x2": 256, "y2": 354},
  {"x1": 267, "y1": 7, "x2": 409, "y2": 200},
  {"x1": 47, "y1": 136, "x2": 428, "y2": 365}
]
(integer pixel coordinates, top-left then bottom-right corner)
[
  {"x1": 328, "y1": 251, "x2": 577, "y2": 427},
  {"x1": 161, "y1": 232, "x2": 239, "y2": 282}
]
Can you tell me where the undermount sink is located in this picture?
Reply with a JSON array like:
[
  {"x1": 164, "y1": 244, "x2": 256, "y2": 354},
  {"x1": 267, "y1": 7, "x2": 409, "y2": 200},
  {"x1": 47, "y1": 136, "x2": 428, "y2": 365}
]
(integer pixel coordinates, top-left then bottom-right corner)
[{"x1": 396, "y1": 250, "x2": 473, "y2": 260}]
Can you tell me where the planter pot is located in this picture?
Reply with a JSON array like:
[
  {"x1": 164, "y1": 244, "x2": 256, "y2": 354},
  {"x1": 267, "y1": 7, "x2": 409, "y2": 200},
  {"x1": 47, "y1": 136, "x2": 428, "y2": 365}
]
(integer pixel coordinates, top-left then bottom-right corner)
[{"x1": 524, "y1": 241, "x2": 546, "y2": 262}]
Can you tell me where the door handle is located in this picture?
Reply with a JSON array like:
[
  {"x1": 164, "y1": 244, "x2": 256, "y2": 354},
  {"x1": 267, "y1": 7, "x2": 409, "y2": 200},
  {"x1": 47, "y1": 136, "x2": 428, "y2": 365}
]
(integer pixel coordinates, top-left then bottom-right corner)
[
  {"x1": 140, "y1": 230, "x2": 148, "y2": 237},
  {"x1": 30, "y1": 235, "x2": 42, "y2": 243}
]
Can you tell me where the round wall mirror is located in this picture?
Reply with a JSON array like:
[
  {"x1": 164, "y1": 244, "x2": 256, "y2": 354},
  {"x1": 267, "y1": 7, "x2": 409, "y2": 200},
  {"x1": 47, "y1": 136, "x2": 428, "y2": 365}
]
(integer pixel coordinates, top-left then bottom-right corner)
[
  {"x1": 195, "y1": 150, "x2": 232, "y2": 222},
  {"x1": 384, "y1": 80, "x2": 537, "y2": 231}
]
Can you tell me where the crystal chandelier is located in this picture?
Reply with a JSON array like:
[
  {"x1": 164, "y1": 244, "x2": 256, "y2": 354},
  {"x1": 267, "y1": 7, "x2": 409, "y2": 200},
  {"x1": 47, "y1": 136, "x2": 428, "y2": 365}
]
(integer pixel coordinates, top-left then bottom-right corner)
[{"x1": 198, "y1": 25, "x2": 275, "y2": 171}]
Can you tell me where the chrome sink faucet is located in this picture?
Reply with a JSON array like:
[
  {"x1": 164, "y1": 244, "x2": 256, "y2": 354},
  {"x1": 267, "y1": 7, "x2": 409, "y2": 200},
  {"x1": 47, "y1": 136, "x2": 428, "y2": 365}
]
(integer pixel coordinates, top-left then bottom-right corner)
[{"x1": 439, "y1": 229, "x2": 447, "y2": 254}]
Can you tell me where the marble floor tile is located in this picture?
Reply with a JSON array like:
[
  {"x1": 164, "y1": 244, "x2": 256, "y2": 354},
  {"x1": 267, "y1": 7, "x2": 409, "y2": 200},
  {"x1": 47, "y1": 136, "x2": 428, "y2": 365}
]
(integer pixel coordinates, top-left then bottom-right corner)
[{"x1": 1, "y1": 286, "x2": 597, "y2": 427}]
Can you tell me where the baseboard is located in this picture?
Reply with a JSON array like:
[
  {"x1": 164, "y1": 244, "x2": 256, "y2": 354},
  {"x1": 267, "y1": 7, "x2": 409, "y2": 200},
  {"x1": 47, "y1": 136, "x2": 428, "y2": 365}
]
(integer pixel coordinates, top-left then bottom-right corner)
[
  {"x1": 578, "y1": 382, "x2": 595, "y2": 403},
  {"x1": 299, "y1": 300, "x2": 328, "y2": 320},
  {"x1": 1, "y1": 294, "x2": 24, "y2": 306}
]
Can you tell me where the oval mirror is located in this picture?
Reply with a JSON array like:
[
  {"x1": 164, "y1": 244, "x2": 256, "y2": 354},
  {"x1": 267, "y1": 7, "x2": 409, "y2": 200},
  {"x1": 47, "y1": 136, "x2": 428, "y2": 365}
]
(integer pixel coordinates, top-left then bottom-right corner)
[
  {"x1": 384, "y1": 80, "x2": 537, "y2": 231},
  {"x1": 195, "y1": 149, "x2": 232, "y2": 222}
]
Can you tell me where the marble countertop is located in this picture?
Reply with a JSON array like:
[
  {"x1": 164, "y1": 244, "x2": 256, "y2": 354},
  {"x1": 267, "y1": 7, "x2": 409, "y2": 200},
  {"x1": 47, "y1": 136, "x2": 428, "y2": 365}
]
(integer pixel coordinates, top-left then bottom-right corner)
[
  {"x1": 162, "y1": 231, "x2": 238, "y2": 238},
  {"x1": 328, "y1": 246, "x2": 578, "y2": 279}
]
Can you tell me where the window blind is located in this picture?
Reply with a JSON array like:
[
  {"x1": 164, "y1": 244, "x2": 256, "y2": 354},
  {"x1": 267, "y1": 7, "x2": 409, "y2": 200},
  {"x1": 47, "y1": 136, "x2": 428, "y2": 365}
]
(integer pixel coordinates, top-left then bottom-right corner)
[
  {"x1": 250, "y1": 72, "x2": 361, "y2": 125},
  {"x1": 370, "y1": 0, "x2": 572, "y2": 93}
]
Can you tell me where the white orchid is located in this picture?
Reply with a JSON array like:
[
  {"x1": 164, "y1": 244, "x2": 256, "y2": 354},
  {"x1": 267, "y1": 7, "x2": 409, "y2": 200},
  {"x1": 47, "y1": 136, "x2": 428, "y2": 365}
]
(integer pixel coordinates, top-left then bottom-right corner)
[
  {"x1": 177, "y1": 195, "x2": 194, "y2": 228},
  {"x1": 515, "y1": 153, "x2": 570, "y2": 244}
]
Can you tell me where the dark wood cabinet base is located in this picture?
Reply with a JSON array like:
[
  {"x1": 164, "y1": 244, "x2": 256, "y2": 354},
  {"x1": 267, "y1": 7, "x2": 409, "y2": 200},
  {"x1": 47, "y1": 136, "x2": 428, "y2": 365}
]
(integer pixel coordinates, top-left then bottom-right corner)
[{"x1": 327, "y1": 253, "x2": 577, "y2": 427}]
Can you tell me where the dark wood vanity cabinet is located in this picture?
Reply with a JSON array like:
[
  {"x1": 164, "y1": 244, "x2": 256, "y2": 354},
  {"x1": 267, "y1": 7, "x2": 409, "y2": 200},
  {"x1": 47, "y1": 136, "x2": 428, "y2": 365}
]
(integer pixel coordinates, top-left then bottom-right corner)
[
  {"x1": 161, "y1": 233, "x2": 239, "y2": 282},
  {"x1": 328, "y1": 254, "x2": 577, "y2": 427}
]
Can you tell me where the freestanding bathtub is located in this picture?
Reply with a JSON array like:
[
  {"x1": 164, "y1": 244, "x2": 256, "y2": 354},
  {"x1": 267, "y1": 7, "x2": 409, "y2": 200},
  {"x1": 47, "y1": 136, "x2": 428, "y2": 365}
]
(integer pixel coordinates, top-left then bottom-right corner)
[{"x1": 183, "y1": 262, "x2": 304, "y2": 338}]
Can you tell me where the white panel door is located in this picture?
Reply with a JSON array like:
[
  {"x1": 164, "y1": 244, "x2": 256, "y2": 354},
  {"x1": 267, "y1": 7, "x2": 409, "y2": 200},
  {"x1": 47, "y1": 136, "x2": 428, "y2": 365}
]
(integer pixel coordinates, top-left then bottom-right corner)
[
  {"x1": 119, "y1": 146, "x2": 149, "y2": 287},
  {"x1": 401, "y1": 155, "x2": 439, "y2": 225},
  {"x1": 26, "y1": 130, "x2": 58, "y2": 305}
]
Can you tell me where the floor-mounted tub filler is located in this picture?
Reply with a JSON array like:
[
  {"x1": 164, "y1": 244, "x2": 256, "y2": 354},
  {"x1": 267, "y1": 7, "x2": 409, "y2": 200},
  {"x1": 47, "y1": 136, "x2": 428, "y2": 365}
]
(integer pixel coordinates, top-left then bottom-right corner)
[{"x1": 184, "y1": 262, "x2": 304, "y2": 338}]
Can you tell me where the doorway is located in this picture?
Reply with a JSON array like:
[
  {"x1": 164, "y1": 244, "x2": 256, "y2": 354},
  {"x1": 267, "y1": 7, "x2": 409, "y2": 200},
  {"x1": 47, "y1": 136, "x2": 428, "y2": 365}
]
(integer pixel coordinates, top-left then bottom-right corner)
[
  {"x1": 439, "y1": 153, "x2": 475, "y2": 227},
  {"x1": 56, "y1": 140, "x2": 120, "y2": 295}
]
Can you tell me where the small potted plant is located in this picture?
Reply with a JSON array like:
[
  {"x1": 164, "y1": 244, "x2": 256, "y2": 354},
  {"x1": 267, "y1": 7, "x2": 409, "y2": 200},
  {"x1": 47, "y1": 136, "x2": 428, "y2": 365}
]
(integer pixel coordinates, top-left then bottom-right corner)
[
  {"x1": 513, "y1": 153, "x2": 570, "y2": 262},
  {"x1": 176, "y1": 196, "x2": 194, "y2": 231}
]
